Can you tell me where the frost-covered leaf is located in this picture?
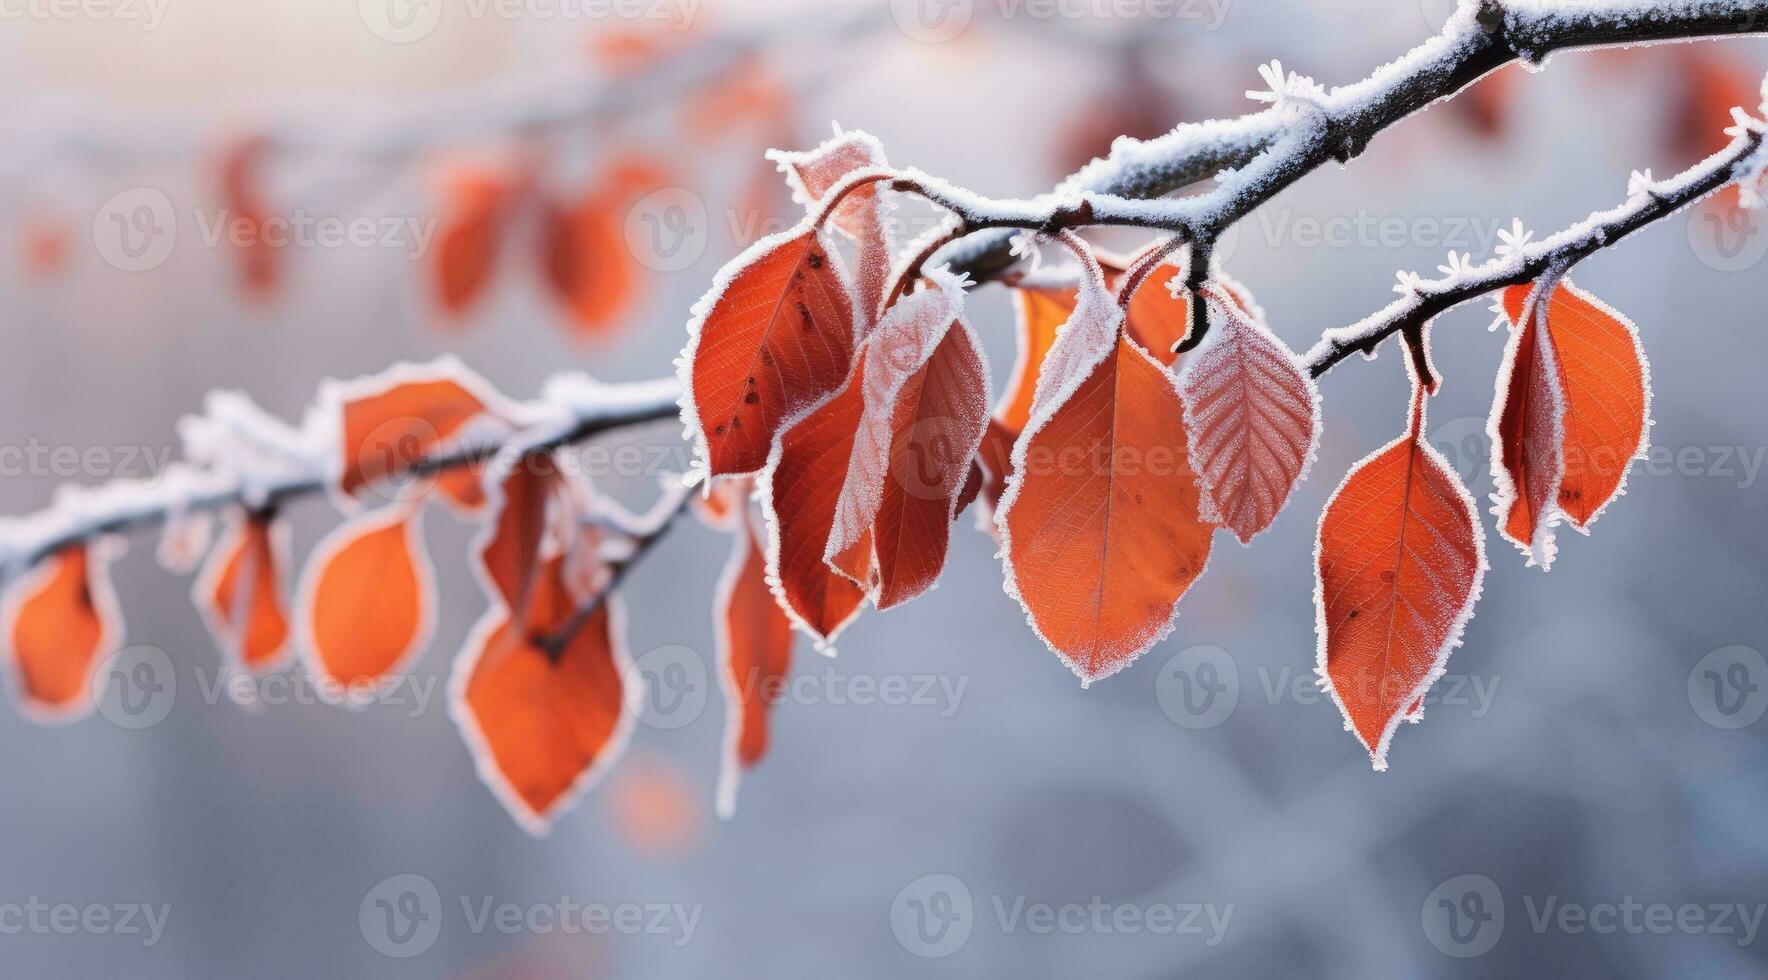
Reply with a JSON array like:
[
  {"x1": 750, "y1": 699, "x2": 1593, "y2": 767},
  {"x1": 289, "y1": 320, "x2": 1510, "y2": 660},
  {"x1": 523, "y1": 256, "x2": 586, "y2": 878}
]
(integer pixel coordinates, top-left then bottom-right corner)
[
  {"x1": 1317, "y1": 384, "x2": 1484, "y2": 771},
  {"x1": 1178, "y1": 284, "x2": 1320, "y2": 544},
  {"x1": 824, "y1": 274, "x2": 989, "y2": 606},
  {"x1": 759, "y1": 352, "x2": 869, "y2": 647},
  {"x1": 715, "y1": 508, "x2": 793, "y2": 819},
  {"x1": 326, "y1": 358, "x2": 513, "y2": 508},
  {"x1": 194, "y1": 512, "x2": 291, "y2": 672},
  {"x1": 297, "y1": 505, "x2": 434, "y2": 693},
  {"x1": 474, "y1": 452, "x2": 558, "y2": 624},
  {"x1": 997, "y1": 284, "x2": 1076, "y2": 435},
  {"x1": 1490, "y1": 278, "x2": 1650, "y2": 569},
  {"x1": 3, "y1": 543, "x2": 123, "y2": 718},
  {"x1": 996, "y1": 245, "x2": 1214, "y2": 684},
  {"x1": 451, "y1": 555, "x2": 634, "y2": 836},
  {"x1": 681, "y1": 220, "x2": 857, "y2": 478},
  {"x1": 771, "y1": 129, "x2": 894, "y2": 325}
]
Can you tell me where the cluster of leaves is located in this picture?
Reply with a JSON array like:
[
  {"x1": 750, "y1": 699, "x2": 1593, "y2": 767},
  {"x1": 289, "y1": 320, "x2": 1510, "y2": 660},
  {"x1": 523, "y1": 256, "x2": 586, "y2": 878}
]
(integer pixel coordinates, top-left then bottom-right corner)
[
  {"x1": 0, "y1": 359, "x2": 787, "y2": 834},
  {"x1": 0, "y1": 102, "x2": 1669, "y2": 831},
  {"x1": 12, "y1": 34, "x2": 804, "y2": 352},
  {"x1": 679, "y1": 127, "x2": 1657, "y2": 773}
]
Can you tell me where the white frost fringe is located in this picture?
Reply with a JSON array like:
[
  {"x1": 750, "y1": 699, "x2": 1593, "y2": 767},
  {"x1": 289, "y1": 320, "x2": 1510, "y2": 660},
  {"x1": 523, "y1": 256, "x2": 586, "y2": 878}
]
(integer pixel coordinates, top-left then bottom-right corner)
[{"x1": 1312, "y1": 387, "x2": 1488, "y2": 772}]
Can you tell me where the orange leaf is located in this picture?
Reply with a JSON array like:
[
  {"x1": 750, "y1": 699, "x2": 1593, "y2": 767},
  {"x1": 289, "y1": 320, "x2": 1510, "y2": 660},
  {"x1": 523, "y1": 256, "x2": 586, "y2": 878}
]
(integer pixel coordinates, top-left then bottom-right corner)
[
  {"x1": 683, "y1": 222, "x2": 857, "y2": 477},
  {"x1": 1178, "y1": 284, "x2": 1319, "y2": 544},
  {"x1": 298, "y1": 506, "x2": 435, "y2": 693},
  {"x1": 432, "y1": 165, "x2": 517, "y2": 317},
  {"x1": 998, "y1": 285, "x2": 1076, "y2": 433},
  {"x1": 824, "y1": 278, "x2": 967, "y2": 584},
  {"x1": 218, "y1": 135, "x2": 280, "y2": 299},
  {"x1": 474, "y1": 453, "x2": 558, "y2": 623},
  {"x1": 1109, "y1": 248, "x2": 1193, "y2": 366},
  {"x1": 1492, "y1": 278, "x2": 1650, "y2": 568},
  {"x1": 1316, "y1": 387, "x2": 1485, "y2": 770},
  {"x1": 193, "y1": 513, "x2": 291, "y2": 672},
  {"x1": 715, "y1": 510, "x2": 794, "y2": 818},
  {"x1": 816, "y1": 277, "x2": 991, "y2": 607},
  {"x1": 538, "y1": 157, "x2": 668, "y2": 337},
  {"x1": 760, "y1": 352, "x2": 870, "y2": 646},
  {"x1": 771, "y1": 130, "x2": 893, "y2": 324},
  {"x1": 451, "y1": 556, "x2": 634, "y2": 836},
  {"x1": 4, "y1": 544, "x2": 122, "y2": 717},
  {"x1": 330, "y1": 359, "x2": 509, "y2": 505},
  {"x1": 997, "y1": 257, "x2": 1214, "y2": 684}
]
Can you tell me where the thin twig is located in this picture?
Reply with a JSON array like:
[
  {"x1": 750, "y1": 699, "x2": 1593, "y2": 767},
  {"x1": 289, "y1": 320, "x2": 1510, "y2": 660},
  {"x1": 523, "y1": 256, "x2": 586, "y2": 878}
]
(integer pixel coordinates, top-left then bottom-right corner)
[{"x1": 1305, "y1": 122, "x2": 1768, "y2": 376}]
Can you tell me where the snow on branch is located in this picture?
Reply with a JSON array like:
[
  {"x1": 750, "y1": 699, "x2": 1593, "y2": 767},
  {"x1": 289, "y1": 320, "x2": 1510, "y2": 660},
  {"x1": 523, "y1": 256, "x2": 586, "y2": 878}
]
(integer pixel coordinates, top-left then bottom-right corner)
[
  {"x1": 1305, "y1": 106, "x2": 1768, "y2": 376},
  {"x1": 4, "y1": 1, "x2": 1767, "y2": 578},
  {"x1": 0, "y1": 375, "x2": 680, "y2": 577},
  {"x1": 939, "y1": 0, "x2": 1768, "y2": 281}
]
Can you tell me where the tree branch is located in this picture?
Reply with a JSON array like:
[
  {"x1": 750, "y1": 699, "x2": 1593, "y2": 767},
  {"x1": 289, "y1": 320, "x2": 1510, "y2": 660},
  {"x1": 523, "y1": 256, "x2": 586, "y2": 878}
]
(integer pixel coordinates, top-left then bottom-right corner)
[
  {"x1": 1306, "y1": 120, "x2": 1768, "y2": 375},
  {"x1": 4, "y1": 0, "x2": 1765, "y2": 583},
  {"x1": 937, "y1": 0, "x2": 1768, "y2": 282},
  {"x1": 0, "y1": 378, "x2": 681, "y2": 576}
]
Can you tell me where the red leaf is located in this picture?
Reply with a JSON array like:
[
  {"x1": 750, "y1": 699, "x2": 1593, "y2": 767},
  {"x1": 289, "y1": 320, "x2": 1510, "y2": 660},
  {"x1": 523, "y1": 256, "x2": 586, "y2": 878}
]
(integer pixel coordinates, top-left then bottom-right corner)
[
  {"x1": 824, "y1": 275, "x2": 990, "y2": 605},
  {"x1": 432, "y1": 164, "x2": 517, "y2": 317},
  {"x1": 538, "y1": 157, "x2": 668, "y2": 337},
  {"x1": 771, "y1": 129, "x2": 893, "y2": 324},
  {"x1": 997, "y1": 251, "x2": 1215, "y2": 684},
  {"x1": 194, "y1": 513, "x2": 291, "y2": 672},
  {"x1": 975, "y1": 418, "x2": 1017, "y2": 515},
  {"x1": 1316, "y1": 386, "x2": 1485, "y2": 770},
  {"x1": 1444, "y1": 63, "x2": 1517, "y2": 141},
  {"x1": 474, "y1": 453, "x2": 559, "y2": 623},
  {"x1": 218, "y1": 135, "x2": 280, "y2": 299},
  {"x1": 1491, "y1": 278, "x2": 1650, "y2": 569},
  {"x1": 714, "y1": 509, "x2": 794, "y2": 818},
  {"x1": 297, "y1": 505, "x2": 435, "y2": 693},
  {"x1": 759, "y1": 352, "x2": 870, "y2": 646},
  {"x1": 683, "y1": 221, "x2": 857, "y2": 478},
  {"x1": 451, "y1": 556, "x2": 634, "y2": 836},
  {"x1": 1178, "y1": 284, "x2": 1320, "y2": 544},
  {"x1": 329, "y1": 359, "x2": 510, "y2": 506},
  {"x1": 4, "y1": 544, "x2": 122, "y2": 717},
  {"x1": 18, "y1": 213, "x2": 68, "y2": 282}
]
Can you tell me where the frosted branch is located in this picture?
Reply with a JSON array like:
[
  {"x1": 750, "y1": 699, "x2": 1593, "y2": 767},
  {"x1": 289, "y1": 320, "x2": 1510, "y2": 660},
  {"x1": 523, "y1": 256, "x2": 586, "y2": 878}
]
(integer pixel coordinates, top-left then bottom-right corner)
[{"x1": 1305, "y1": 111, "x2": 1768, "y2": 376}]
